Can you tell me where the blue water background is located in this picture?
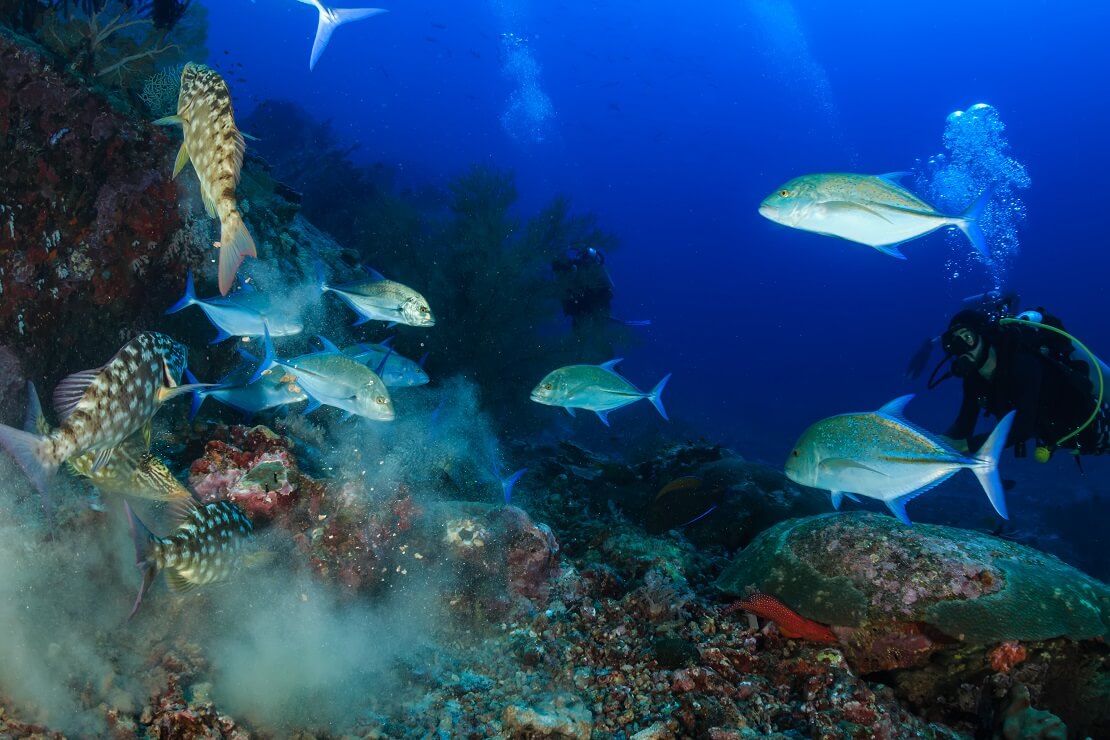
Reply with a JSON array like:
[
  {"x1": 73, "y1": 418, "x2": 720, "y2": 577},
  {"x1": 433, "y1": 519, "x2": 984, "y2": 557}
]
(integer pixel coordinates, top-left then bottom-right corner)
[{"x1": 201, "y1": 1, "x2": 1110, "y2": 562}]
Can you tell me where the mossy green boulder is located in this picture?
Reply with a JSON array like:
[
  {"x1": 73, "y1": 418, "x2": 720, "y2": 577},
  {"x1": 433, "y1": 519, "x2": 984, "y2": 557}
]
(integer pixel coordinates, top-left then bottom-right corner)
[{"x1": 716, "y1": 512, "x2": 1109, "y2": 643}]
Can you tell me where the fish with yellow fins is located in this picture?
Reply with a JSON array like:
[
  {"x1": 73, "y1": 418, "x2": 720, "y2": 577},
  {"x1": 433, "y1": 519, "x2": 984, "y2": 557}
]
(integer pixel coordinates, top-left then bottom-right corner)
[
  {"x1": 155, "y1": 63, "x2": 256, "y2": 295},
  {"x1": 0, "y1": 332, "x2": 205, "y2": 495},
  {"x1": 25, "y1": 382, "x2": 190, "y2": 502}
]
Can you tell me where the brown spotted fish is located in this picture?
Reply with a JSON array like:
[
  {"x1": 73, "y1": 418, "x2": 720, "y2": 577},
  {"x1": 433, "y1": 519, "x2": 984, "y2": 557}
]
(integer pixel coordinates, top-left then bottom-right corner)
[
  {"x1": 0, "y1": 332, "x2": 202, "y2": 495},
  {"x1": 25, "y1": 382, "x2": 189, "y2": 502},
  {"x1": 126, "y1": 499, "x2": 257, "y2": 618},
  {"x1": 155, "y1": 62, "x2": 256, "y2": 295}
]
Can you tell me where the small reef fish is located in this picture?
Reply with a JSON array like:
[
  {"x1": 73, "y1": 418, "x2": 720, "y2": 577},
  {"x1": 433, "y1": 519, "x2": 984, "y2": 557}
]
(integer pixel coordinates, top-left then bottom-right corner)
[
  {"x1": 530, "y1": 359, "x2": 671, "y2": 426},
  {"x1": 294, "y1": 0, "x2": 389, "y2": 71},
  {"x1": 317, "y1": 262, "x2": 435, "y2": 328},
  {"x1": 0, "y1": 332, "x2": 201, "y2": 495},
  {"x1": 186, "y1": 366, "x2": 308, "y2": 419},
  {"x1": 759, "y1": 173, "x2": 990, "y2": 260},
  {"x1": 254, "y1": 331, "x2": 395, "y2": 421},
  {"x1": 126, "y1": 499, "x2": 256, "y2": 618},
  {"x1": 166, "y1": 270, "x2": 303, "y2": 343},
  {"x1": 155, "y1": 63, "x2": 256, "y2": 295},
  {"x1": 784, "y1": 394, "x2": 1015, "y2": 525},
  {"x1": 343, "y1": 341, "x2": 430, "y2": 387},
  {"x1": 721, "y1": 593, "x2": 837, "y2": 643},
  {"x1": 25, "y1": 382, "x2": 189, "y2": 502}
]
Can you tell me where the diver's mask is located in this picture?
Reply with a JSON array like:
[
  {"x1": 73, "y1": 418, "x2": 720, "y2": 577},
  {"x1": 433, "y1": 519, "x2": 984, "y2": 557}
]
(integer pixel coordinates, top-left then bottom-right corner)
[{"x1": 943, "y1": 326, "x2": 986, "y2": 377}]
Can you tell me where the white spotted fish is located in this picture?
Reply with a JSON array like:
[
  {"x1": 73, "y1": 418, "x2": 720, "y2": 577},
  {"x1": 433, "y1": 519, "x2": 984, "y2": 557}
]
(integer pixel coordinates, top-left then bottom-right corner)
[
  {"x1": 24, "y1": 382, "x2": 189, "y2": 502},
  {"x1": 0, "y1": 332, "x2": 205, "y2": 495},
  {"x1": 125, "y1": 499, "x2": 257, "y2": 618},
  {"x1": 155, "y1": 63, "x2": 256, "y2": 295}
]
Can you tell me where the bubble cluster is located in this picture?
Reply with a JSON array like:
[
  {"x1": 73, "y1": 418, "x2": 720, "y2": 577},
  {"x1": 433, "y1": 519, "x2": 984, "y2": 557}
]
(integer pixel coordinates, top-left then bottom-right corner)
[
  {"x1": 498, "y1": 32, "x2": 554, "y2": 144},
  {"x1": 916, "y1": 103, "x2": 1031, "y2": 287}
]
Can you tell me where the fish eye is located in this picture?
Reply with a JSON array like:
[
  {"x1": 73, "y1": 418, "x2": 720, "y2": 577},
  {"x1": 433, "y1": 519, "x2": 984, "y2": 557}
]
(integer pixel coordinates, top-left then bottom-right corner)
[
  {"x1": 792, "y1": 449, "x2": 800, "y2": 457},
  {"x1": 376, "y1": 397, "x2": 387, "y2": 404},
  {"x1": 779, "y1": 189, "x2": 791, "y2": 198},
  {"x1": 543, "y1": 383, "x2": 553, "y2": 390}
]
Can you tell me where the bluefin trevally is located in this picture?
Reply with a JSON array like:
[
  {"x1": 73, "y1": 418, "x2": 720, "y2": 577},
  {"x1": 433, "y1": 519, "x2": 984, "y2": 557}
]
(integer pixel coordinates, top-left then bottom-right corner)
[
  {"x1": 186, "y1": 366, "x2": 308, "y2": 420},
  {"x1": 166, "y1": 271, "x2": 303, "y2": 343},
  {"x1": 343, "y1": 340, "x2": 430, "y2": 387},
  {"x1": 530, "y1": 359, "x2": 671, "y2": 426},
  {"x1": 784, "y1": 394, "x2": 1014, "y2": 525},
  {"x1": 317, "y1": 262, "x2": 435, "y2": 328},
  {"x1": 759, "y1": 172, "x2": 991, "y2": 260},
  {"x1": 293, "y1": 0, "x2": 389, "y2": 71}
]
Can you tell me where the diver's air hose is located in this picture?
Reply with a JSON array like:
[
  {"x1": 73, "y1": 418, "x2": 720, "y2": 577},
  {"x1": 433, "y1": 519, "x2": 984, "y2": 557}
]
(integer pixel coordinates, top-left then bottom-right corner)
[{"x1": 998, "y1": 317, "x2": 1105, "y2": 452}]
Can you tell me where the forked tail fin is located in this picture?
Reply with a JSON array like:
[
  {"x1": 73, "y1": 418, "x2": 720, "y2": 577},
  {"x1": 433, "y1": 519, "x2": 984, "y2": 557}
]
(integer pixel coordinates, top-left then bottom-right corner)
[
  {"x1": 308, "y1": 3, "x2": 389, "y2": 70},
  {"x1": 971, "y1": 410, "x2": 1016, "y2": 520}
]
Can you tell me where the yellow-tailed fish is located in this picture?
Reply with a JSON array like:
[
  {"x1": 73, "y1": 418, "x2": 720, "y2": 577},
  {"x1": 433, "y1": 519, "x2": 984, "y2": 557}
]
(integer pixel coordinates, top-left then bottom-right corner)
[
  {"x1": 784, "y1": 394, "x2": 1014, "y2": 525},
  {"x1": 155, "y1": 63, "x2": 256, "y2": 295},
  {"x1": 759, "y1": 172, "x2": 991, "y2": 260},
  {"x1": 529, "y1": 359, "x2": 671, "y2": 426},
  {"x1": 125, "y1": 499, "x2": 258, "y2": 618},
  {"x1": 0, "y1": 332, "x2": 204, "y2": 495}
]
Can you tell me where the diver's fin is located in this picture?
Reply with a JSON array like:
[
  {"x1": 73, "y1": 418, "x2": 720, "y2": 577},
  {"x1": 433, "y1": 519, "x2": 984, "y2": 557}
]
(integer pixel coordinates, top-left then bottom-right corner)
[
  {"x1": 218, "y1": 211, "x2": 257, "y2": 296},
  {"x1": 304, "y1": 1, "x2": 389, "y2": 71},
  {"x1": 958, "y1": 188, "x2": 992, "y2": 260},
  {"x1": 124, "y1": 501, "x2": 160, "y2": 620},
  {"x1": 166, "y1": 270, "x2": 198, "y2": 315},
  {"x1": 172, "y1": 142, "x2": 190, "y2": 179},
  {"x1": 648, "y1": 373, "x2": 671, "y2": 420},
  {"x1": 970, "y1": 410, "x2": 1015, "y2": 520},
  {"x1": 878, "y1": 394, "x2": 915, "y2": 418},
  {"x1": 53, "y1": 368, "x2": 101, "y2": 420}
]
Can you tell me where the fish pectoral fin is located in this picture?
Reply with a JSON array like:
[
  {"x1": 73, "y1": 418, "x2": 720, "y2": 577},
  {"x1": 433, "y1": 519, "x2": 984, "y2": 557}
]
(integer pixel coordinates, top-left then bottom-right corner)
[
  {"x1": 201, "y1": 190, "x2": 217, "y2": 219},
  {"x1": 165, "y1": 568, "x2": 197, "y2": 594},
  {"x1": 140, "y1": 421, "x2": 153, "y2": 450},
  {"x1": 564, "y1": 406, "x2": 577, "y2": 418},
  {"x1": 825, "y1": 200, "x2": 895, "y2": 223},
  {"x1": 52, "y1": 368, "x2": 103, "y2": 420},
  {"x1": 819, "y1": 458, "x2": 888, "y2": 476},
  {"x1": 152, "y1": 115, "x2": 184, "y2": 127},
  {"x1": 172, "y1": 142, "x2": 191, "y2": 179}
]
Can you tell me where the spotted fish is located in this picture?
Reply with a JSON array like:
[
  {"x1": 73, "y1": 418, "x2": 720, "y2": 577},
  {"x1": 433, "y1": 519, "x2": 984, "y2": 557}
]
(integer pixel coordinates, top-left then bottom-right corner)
[
  {"x1": 155, "y1": 63, "x2": 256, "y2": 295},
  {"x1": 125, "y1": 499, "x2": 256, "y2": 618},
  {"x1": 24, "y1": 382, "x2": 189, "y2": 501},
  {"x1": 0, "y1": 332, "x2": 204, "y2": 495}
]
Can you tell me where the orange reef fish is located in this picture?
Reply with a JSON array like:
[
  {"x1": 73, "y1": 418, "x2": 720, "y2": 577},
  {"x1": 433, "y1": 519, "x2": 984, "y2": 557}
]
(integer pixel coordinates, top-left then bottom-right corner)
[
  {"x1": 0, "y1": 332, "x2": 201, "y2": 495},
  {"x1": 155, "y1": 63, "x2": 256, "y2": 295},
  {"x1": 722, "y1": 592, "x2": 837, "y2": 643},
  {"x1": 126, "y1": 499, "x2": 257, "y2": 618}
]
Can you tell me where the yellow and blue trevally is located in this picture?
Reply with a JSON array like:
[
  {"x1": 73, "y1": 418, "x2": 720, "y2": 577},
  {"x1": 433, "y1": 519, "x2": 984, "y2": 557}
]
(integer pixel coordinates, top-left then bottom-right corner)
[
  {"x1": 759, "y1": 172, "x2": 990, "y2": 260},
  {"x1": 530, "y1": 359, "x2": 671, "y2": 426},
  {"x1": 784, "y1": 394, "x2": 1014, "y2": 525},
  {"x1": 165, "y1": 270, "x2": 303, "y2": 344}
]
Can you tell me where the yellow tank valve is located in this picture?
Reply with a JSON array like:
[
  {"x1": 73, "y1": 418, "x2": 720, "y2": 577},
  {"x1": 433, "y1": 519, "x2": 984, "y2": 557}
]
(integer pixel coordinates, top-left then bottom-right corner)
[{"x1": 1034, "y1": 446, "x2": 1052, "y2": 463}]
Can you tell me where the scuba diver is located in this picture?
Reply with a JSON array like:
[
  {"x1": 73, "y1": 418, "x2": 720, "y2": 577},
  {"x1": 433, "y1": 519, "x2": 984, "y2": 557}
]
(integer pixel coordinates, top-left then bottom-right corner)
[
  {"x1": 922, "y1": 292, "x2": 1110, "y2": 463},
  {"x1": 552, "y1": 245, "x2": 615, "y2": 330}
]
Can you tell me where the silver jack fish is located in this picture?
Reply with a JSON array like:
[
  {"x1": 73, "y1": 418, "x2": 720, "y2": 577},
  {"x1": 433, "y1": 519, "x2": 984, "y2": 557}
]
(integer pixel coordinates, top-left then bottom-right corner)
[
  {"x1": 0, "y1": 332, "x2": 203, "y2": 495},
  {"x1": 343, "y1": 340, "x2": 430, "y2": 387},
  {"x1": 126, "y1": 499, "x2": 257, "y2": 618},
  {"x1": 295, "y1": 0, "x2": 389, "y2": 71},
  {"x1": 253, "y1": 331, "x2": 395, "y2": 421},
  {"x1": 155, "y1": 63, "x2": 256, "y2": 295},
  {"x1": 186, "y1": 366, "x2": 308, "y2": 420},
  {"x1": 25, "y1": 382, "x2": 189, "y2": 502},
  {"x1": 166, "y1": 270, "x2": 303, "y2": 343},
  {"x1": 759, "y1": 173, "x2": 990, "y2": 260},
  {"x1": 317, "y1": 262, "x2": 435, "y2": 328},
  {"x1": 530, "y1": 359, "x2": 671, "y2": 426},
  {"x1": 784, "y1": 394, "x2": 1014, "y2": 525}
]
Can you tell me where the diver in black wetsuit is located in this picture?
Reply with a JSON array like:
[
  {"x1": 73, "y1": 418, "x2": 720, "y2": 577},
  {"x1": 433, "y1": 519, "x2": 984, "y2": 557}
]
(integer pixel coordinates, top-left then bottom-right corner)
[
  {"x1": 937, "y1": 307, "x2": 1110, "y2": 462},
  {"x1": 552, "y1": 246, "x2": 614, "y2": 330}
]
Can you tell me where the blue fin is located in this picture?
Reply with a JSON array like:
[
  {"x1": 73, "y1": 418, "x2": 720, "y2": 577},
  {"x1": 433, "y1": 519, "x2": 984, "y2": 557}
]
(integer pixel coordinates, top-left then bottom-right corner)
[
  {"x1": 599, "y1": 358, "x2": 624, "y2": 371},
  {"x1": 649, "y1": 373, "x2": 671, "y2": 420},
  {"x1": 564, "y1": 406, "x2": 577, "y2": 418},
  {"x1": 307, "y1": 5, "x2": 389, "y2": 71},
  {"x1": 878, "y1": 394, "x2": 915, "y2": 418},
  {"x1": 830, "y1": 491, "x2": 846, "y2": 510},
  {"x1": 885, "y1": 496, "x2": 914, "y2": 525},
  {"x1": 873, "y1": 243, "x2": 908, "y2": 260},
  {"x1": 501, "y1": 467, "x2": 527, "y2": 505},
  {"x1": 361, "y1": 264, "x2": 387, "y2": 281},
  {"x1": 595, "y1": 409, "x2": 611, "y2": 426},
  {"x1": 418, "y1": 351, "x2": 429, "y2": 367},
  {"x1": 185, "y1": 369, "x2": 206, "y2": 421},
  {"x1": 208, "y1": 327, "x2": 233, "y2": 345},
  {"x1": 124, "y1": 501, "x2": 159, "y2": 620},
  {"x1": 878, "y1": 171, "x2": 913, "y2": 184},
  {"x1": 316, "y1": 335, "x2": 342, "y2": 354},
  {"x1": 958, "y1": 188, "x2": 992, "y2": 260},
  {"x1": 315, "y1": 260, "x2": 328, "y2": 292},
  {"x1": 352, "y1": 315, "x2": 372, "y2": 327},
  {"x1": 302, "y1": 397, "x2": 323, "y2": 415},
  {"x1": 971, "y1": 410, "x2": 1015, "y2": 520},
  {"x1": 237, "y1": 348, "x2": 261, "y2": 365},
  {"x1": 248, "y1": 326, "x2": 277, "y2": 384},
  {"x1": 374, "y1": 346, "x2": 394, "y2": 376},
  {"x1": 165, "y1": 270, "x2": 197, "y2": 315}
]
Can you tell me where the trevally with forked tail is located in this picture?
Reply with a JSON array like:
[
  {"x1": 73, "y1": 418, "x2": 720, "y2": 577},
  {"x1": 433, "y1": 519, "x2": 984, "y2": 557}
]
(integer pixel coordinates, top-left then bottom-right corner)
[
  {"x1": 0, "y1": 332, "x2": 204, "y2": 495},
  {"x1": 317, "y1": 262, "x2": 435, "y2": 327},
  {"x1": 530, "y1": 359, "x2": 671, "y2": 426},
  {"x1": 166, "y1": 270, "x2": 303, "y2": 343},
  {"x1": 125, "y1": 499, "x2": 258, "y2": 618},
  {"x1": 759, "y1": 172, "x2": 991, "y2": 260},
  {"x1": 343, "y1": 340, "x2": 430, "y2": 387},
  {"x1": 155, "y1": 63, "x2": 256, "y2": 295},
  {"x1": 784, "y1": 394, "x2": 1015, "y2": 525},
  {"x1": 186, "y1": 365, "x2": 309, "y2": 420},
  {"x1": 24, "y1": 382, "x2": 189, "y2": 502}
]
